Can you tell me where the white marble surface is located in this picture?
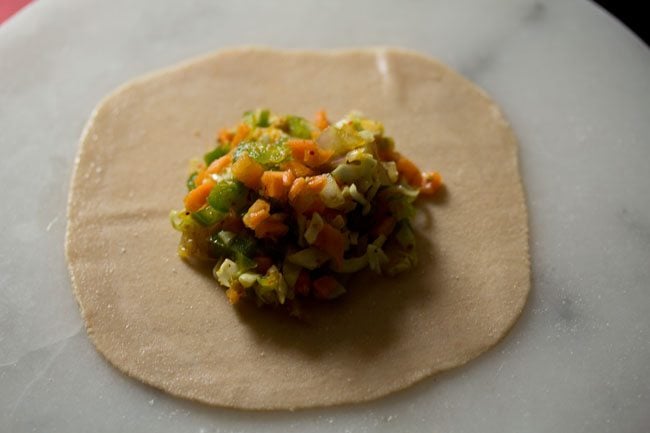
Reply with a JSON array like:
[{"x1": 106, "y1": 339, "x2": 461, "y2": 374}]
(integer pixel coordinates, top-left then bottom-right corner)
[{"x1": 1, "y1": 0, "x2": 649, "y2": 431}]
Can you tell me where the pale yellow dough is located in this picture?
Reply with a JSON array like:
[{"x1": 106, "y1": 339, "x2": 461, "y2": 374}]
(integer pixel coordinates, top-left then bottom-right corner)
[{"x1": 66, "y1": 47, "x2": 530, "y2": 410}]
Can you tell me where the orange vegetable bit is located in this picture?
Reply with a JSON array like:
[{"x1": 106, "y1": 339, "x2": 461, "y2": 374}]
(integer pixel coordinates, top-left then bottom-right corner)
[
  {"x1": 372, "y1": 216, "x2": 397, "y2": 237},
  {"x1": 281, "y1": 160, "x2": 315, "y2": 178},
  {"x1": 294, "y1": 269, "x2": 311, "y2": 296},
  {"x1": 193, "y1": 169, "x2": 208, "y2": 187},
  {"x1": 231, "y1": 123, "x2": 251, "y2": 148},
  {"x1": 254, "y1": 214, "x2": 289, "y2": 239},
  {"x1": 289, "y1": 177, "x2": 326, "y2": 214},
  {"x1": 282, "y1": 169, "x2": 296, "y2": 187},
  {"x1": 287, "y1": 139, "x2": 315, "y2": 160},
  {"x1": 260, "y1": 170, "x2": 295, "y2": 202},
  {"x1": 420, "y1": 171, "x2": 443, "y2": 195},
  {"x1": 396, "y1": 156, "x2": 423, "y2": 187},
  {"x1": 206, "y1": 153, "x2": 232, "y2": 175},
  {"x1": 314, "y1": 223, "x2": 345, "y2": 266},
  {"x1": 183, "y1": 181, "x2": 215, "y2": 212},
  {"x1": 288, "y1": 177, "x2": 308, "y2": 202},
  {"x1": 253, "y1": 256, "x2": 273, "y2": 274},
  {"x1": 243, "y1": 199, "x2": 271, "y2": 230},
  {"x1": 314, "y1": 109, "x2": 329, "y2": 131},
  {"x1": 302, "y1": 147, "x2": 320, "y2": 167},
  {"x1": 231, "y1": 153, "x2": 264, "y2": 189},
  {"x1": 313, "y1": 276, "x2": 340, "y2": 300},
  {"x1": 306, "y1": 174, "x2": 328, "y2": 192},
  {"x1": 225, "y1": 286, "x2": 241, "y2": 304},
  {"x1": 218, "y1": 128, "x2": 234, "y2": 145},
  {"x1": 304, "y1": 147, "x2": 334, "y2": 168},
  {"x1": 287, "y1": 139, "x2": 334, "y2": 168}
]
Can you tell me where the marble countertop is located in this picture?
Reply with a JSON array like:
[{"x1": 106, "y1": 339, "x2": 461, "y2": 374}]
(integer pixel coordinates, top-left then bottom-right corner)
[{"x1": 1, "y1": 0, "x2": 649, "y2": 432}]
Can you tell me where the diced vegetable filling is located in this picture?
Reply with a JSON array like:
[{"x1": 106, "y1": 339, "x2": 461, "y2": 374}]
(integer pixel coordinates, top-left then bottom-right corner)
[{"x1": 171, "y1": 109, "x2": 442, "y2": 312}]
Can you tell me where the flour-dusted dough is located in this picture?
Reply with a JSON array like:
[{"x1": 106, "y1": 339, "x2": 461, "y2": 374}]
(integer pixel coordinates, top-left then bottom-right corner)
[{"x1": 66, "y1": 48, "x2": 530, "y2": 409}]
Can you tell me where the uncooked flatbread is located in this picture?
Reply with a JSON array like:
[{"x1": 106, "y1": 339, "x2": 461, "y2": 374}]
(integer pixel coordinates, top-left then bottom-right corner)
[{"x1": 66, "y1": 47, "x2": 530, "y2": 409}]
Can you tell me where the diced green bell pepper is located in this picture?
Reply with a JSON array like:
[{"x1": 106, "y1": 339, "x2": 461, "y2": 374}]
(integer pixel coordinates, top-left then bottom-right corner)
[
  {"x1": 257, "y1": 109, "x2": 270, "y2": 127},
  {"x1": 233, "y1": 138, "x2": 291, "y2": 168},
  {"x1": 286, "y1": 116, "x2": 312, "y2": 139},
  {"x1": 230, "y1": 234, "x2": 258, "y2": 271},
  {"x1": 191, "y1": 205, "x2": 224, "y2": 227},
  {"x1": 242, "y1": 108, "x2": 271, "y2": 128},
  {"x1": 186, "y1": 171, "x2": 198, "y2": 191},
  {"x1": 230, "y1": 234, "x2": 258, "y2": 257},
  {"x1": 208, "y1": 231, "x2": 231, "y2": 257},
  {"x1": 208, "y1": 230, "x2": 258, "y2": 270},
  {"x1": 207, "y1": 180, "x2": 248, "y2": 212},
  {"x1": 203, "y1": 145, "x2": 230, "y2": 165}
]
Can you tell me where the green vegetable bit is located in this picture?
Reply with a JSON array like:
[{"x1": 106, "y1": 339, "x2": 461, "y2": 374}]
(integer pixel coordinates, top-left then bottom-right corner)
[
  {"x1": 209, "y1": 230, "x2": 257, "y2": 271},
  {"x1": 286, "y1": 115, "x2": 312, "y2": 139},
  {"x1": 233, "y1": 138, "x2": 291, "y2": 168},
  {"x1": 207, "y1": 180, "x2": 248, "y2": 212},
  {"x1": 203, "y1": 145, "x2": 230, "y2": 166},
  {"x1": 191, "y1": 205, "x2": 224, "y2": 227},
  {"x1": 186, "y1": 171, "x2": 198, "y2": 191},
  {"x1": 242, "y1": 108, "x2": 271, "y2": 128}
]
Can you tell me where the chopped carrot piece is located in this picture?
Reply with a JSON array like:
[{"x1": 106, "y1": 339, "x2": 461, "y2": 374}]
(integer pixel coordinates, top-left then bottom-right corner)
[
  {"x1": 254, "y1": 214, "x2": 288, "y2": 239},
  {"x1": 302, "y1": 147, "x2": 320, "y2": 167},
  {"x1": 183, "y1": 181, "x2": 215, "y2": 212},
  {"x1": 231, "y1": 123, "x2": 250, "y2": 148},
  {"x1": 206, "y1": 153, "x2": 232, "y2": 174},
  {"x1": 282, "y1": 160, "x2": 315, "y2": 177},
  {"x1": 288, "y1": 177, "x2": 308, "y2": 202},
  {"x1": 314, "y1": 109, "x2": 329, "y2": 131},
  {"x1": 260, "y1": 170, "x2": 295, "y2": 201},
  {"x1": 225, "y1": 286, "x2": 241, "y2": 304},
  {"x1": 313, "y1": 276, "x2": 340, "y2": 300},
  {"x1": 218, "y1": 128, "x2": 234, "y2": 145},
  {"x1": 294, "y1": 270, "x2": 311, "y2": 296},
  {"x1": 282, "y1": 170, "x2": 296, "y2": 187},
  {"x1": 243, "y1": 199, "x2": 271, "y2": 230},
  {"x1": 396, "y1": 156, "x2": 423, "y2": 187},
  {"x1": 316, "y1": 150, "x2": 334, "y2": 167},
  {"x1": 314, "y1": 223, "x2": 345, "y2": 266},
  {"x1": 372, "y1": 216, "x2": 397, "y2": 237},
  {"x1": 287, "y1": 139, "x2": 315, "y2": 160},
  {"x1": 420, "y1": 171, "x2": 443, "y2": 195},
  {"x1": 260, "y1": 171, "x2": 284, "y2": 199},
  {"x1": 288, "y1": 177, "x2": 326, "y2": 214},
  {"x1": 288, "y1": 175, "x2": 327, "y2": 214},
  {"x1": 194, "y1": 169, "x2": 208, "y2": 187},
  {"x1": 254, "y1": 256, "x2": 273, "y2": 274},
  {"x1": 287, "y1": 139, "x2": 334, "y2": 168},
  {"x1": 306, "y1": 174, "x2": 328, "y2": 192},
  {"x1": 304, "y1": 146, "x2": 334, "y2": 168},
  {"x1": 232, "y1": 153, "x2": 264, "y2": 189}
]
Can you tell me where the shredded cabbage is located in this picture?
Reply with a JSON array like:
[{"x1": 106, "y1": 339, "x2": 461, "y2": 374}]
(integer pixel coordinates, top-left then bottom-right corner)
[
  {"x1": 215, "y1": 259, "x2": 239, "y2": 288},
  {"x1": 304, "y1": 213, "x2": 324, "y2": 245}
]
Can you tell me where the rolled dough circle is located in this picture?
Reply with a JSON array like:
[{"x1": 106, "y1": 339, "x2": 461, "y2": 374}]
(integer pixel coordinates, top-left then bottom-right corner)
[{"x1": 66, "y1": 47, "x2": 530, "y2": 409}]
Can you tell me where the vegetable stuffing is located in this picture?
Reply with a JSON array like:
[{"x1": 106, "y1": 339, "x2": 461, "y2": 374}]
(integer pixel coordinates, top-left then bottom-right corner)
[{"x1": 171, "y1": 109, "x2": 442, "y2": 312}]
